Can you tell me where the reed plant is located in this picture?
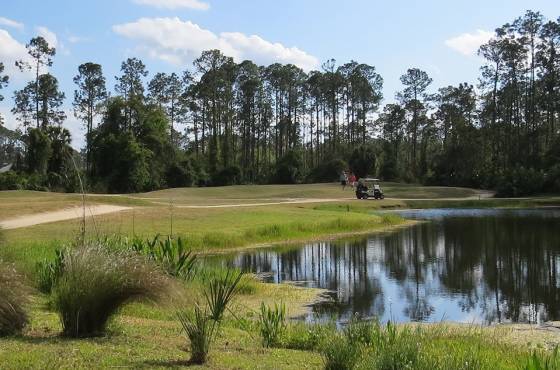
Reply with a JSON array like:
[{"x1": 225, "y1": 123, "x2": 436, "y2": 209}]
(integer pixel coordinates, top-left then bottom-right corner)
[
  {"x1": 259, "y1": 302, "x2": 286, "y2": 348},
  {"x1": 0, "y1": 261, "x2": 30, "y2": 336}
]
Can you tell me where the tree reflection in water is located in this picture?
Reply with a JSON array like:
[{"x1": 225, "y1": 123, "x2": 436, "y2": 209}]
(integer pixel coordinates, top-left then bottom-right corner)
[{"x1": 227, "y1": 209, "x2": 560, "y2": 324}]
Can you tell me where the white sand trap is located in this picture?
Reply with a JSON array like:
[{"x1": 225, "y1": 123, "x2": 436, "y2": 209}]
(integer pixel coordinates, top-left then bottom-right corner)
[{"x1": 0, "y1": 205, "x2": 131, "y2": 230}]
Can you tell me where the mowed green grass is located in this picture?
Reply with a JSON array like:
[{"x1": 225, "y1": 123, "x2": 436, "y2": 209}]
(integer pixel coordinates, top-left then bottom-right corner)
[{"x1": 0, "y1": 182, "x2": 482, "y2": 221}]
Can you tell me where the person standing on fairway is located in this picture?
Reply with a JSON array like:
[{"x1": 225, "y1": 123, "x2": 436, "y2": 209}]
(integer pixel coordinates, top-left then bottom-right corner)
[{"x1": 340, "y1": 171, "x2": 347, "y2": 190}]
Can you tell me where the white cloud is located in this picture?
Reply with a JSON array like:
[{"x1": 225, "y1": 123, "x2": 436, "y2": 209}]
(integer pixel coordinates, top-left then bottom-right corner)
[
  {"x1": 36, "y1": 26, "x2": 58, "y2": 48},
  {"x1": 132, "y1": 0, "x2": 209, "y2": 10},
  {"x1": 445, "y1": 30, "x2": 494, "y2": 57},
  {"x1": 0, "y1": 16, "x2": 24, "y2": 31},
  {"x1": 113, "y1": 17, "x2": 319, "y2": 71},
  {"x1": 0, "y1": 29, "x2": 33, "y2": 79}
]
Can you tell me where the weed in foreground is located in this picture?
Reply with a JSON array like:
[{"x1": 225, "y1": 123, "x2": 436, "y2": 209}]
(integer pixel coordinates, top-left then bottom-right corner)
[
  {"x1": 259, "y1": 302, "x2": 286, "y2": 348},
  {"x1": 177, "y1": 304, "x2": 217, "y2": 365}
]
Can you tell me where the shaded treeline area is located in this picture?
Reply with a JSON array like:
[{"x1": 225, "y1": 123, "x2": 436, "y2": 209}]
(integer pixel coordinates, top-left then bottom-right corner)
[{"x1": 0, "y1": 10, "x2": 559, "y2": 195}]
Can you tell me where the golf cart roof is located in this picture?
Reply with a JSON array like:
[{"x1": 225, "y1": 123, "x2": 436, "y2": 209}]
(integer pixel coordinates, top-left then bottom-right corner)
[{"x1": 362, "y1": 178, "x2": 380, "y2": 182}]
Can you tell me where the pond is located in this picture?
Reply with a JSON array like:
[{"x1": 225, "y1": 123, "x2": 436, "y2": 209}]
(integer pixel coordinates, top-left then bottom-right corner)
[{"x1": 220, "y1": 208, "x2": 560, "y2": 325}]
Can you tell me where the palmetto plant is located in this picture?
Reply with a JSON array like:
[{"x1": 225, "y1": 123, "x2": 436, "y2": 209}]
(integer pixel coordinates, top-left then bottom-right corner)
[
  {"x1": 131, "y1": 235, "x2": 197, "y2": 280},
  {"x1": 204, "y1": 269, "x2": 243, "y2": 322}
]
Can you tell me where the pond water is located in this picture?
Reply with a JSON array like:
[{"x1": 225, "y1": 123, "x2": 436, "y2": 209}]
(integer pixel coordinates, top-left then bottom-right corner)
[{"x1": 221, "y1": 208, "x2": 560, "y2": 325}]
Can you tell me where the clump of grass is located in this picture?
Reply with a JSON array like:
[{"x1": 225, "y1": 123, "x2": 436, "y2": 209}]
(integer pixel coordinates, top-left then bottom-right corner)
[
  {"x1": 131, "y1": 235, "x2": 197, "y2": 280},
  {"x1": 0, "y1": 261, "x2": 30, "y2": 336},
  {"x1": 281, "y1": 321, "x2": 336, "y2": 351},
  {"x1": 177, "y1": 305, "x2": 217, "y2": 365},
  {"x1": 524, "y1": 347, "x2": 560, "y2": 370},
  {"x1": 321, "y1": 333, "x2": 362, "y2": 370},
  {"x1": 52, "y1": 243, "x2": 170, "y2": 338},
  {"x1": 366, "y1": 321, "x2": 422, "y2": 369},
  {"x1": 35, "y1": 249, "x2": 65, "y2": 294},
  {"x1": 177, "y1": 268, "x2": 244, "y2": 364},
  {"x1": 259, "y1": 302, "x2": 286, "y2": 348}
]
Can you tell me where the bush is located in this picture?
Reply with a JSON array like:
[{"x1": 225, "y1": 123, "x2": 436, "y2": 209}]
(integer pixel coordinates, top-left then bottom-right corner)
[
  {"x1": 308, "y1": 158, "x2": 347, "y2": 182},
  {"x1": 274, "y1": 150, "x2": 303, "y2": 184},
  {"x1": 349, "y1": 145, "x2": 376, "y2": 179},
  {"x1": 52, "y1": 244, "x2": 169, "y2": 337},
  {"x1": 213, "y1": 165, "x2": 241, "y2": 186},
  {"x1": 495, "y1": 167, "x2": 546, "y2": 197},
  {"x1": 0, "y1": 261, "x2": 30, "y2": 336},
  {"x1": 259, "y1": 302, "x2": 286, "y2": 348},
  {"x1": 0, "y1": 171, "x2": 24, "y2": 190}
]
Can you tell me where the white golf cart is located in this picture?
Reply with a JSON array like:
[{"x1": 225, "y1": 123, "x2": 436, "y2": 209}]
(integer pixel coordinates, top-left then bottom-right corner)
[{"x1": 355, "y1": 178, "x2": 385, "y2": 200}]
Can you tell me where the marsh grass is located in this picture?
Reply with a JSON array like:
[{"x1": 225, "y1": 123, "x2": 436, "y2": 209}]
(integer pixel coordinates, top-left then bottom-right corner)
[
  {"x1": 0, "y1": 261, "x2": 30, "y2": 336},
  {"x1": 52, "y1": 243, "x2": 170, "y2": 337},
  {"x1": 524, "y1": 347, "x2": 560, "y2": 370},
  {"x1": 35, "y1": 249, "x2": 65, "y2": 294},
  {"x1": 259, "y1": 302, "x2": 286, "y2": 347}
]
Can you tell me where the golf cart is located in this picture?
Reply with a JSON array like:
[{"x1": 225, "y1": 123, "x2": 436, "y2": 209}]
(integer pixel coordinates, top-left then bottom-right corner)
[{"x1": 356, "y1": 178, "x2": 385, "y2": 200}]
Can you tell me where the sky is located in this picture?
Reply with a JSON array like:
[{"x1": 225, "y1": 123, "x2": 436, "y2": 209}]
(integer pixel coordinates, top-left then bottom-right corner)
[{"x1": 1, "y1": 0, "x2": 559, "y2": 148}]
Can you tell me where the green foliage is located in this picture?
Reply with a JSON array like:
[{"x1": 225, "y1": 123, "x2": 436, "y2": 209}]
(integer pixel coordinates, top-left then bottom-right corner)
[
  {"x1": 25, "y1": 128, "x2": 52, "y2": 174},
  {"x1": 308, "y1": 158, "x2": 348, "y2": 182},
  {"x1": 0, "y1": 261, "x2": 30, "y2": 336},
  {"x1": 280, "y1": 321, "x2": 336, "y2": 351},
  {"x1": 524, "y1": 348, "x2": 560, "y2": 370},
  {"x1": 349, "y1": 145, "x2": 376, "y2": 179},
  {"x1": 213, "y1": 165, "x2": 242, "y2": 186},
  {"x1": 204, "y1": 269, "x2": 244, "y2": 321},
  {"x1": 130, "y1": 235, "x2": 197, "y2": 280},
  {"x1": 177, "y1": 305, "x2": 217, "y2": 364},
  {"x1": 259, "y1": 302, "x2": 286, "y2": 348},
  {"x1": 496, "y1": 167, "x2": 546, "y2": 197},
  {"x1": 274, "y1": 150, "x2": 303, "y2": 184},
  {"x1": 321, "y1": 333, "x2": 362, "y2": 370},
  {"x1": 35, "y1": 249, "x2": 65, "y2": 294},
  {"x1": 52, "y1": 243, "x2": 169, "y2": 337}
]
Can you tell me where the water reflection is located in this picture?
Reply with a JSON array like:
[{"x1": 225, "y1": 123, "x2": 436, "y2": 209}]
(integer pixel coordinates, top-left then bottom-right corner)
[{"x1": 226, "y1": 209, "x2": 560, "y2": 324}]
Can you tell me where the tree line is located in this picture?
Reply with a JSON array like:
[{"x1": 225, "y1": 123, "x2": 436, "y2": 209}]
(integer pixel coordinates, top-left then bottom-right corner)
[{"x1": 0, "y1": 10, "x2": 559, "y2": 195}]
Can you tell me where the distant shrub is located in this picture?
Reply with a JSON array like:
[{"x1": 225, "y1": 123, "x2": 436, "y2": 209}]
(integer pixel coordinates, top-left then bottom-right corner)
[
  {"x1": 274, "y1": 150, "x2": 303, "y2": 184},
  {"x1": 495, "y1": 167, "x2": 545, "y2": 197},
  {"x1": 52, "y1": 244, "x2": 169, "y2": 337},
  {"x1": 0, "y1": 261, "x2": 30, "y2": 336},
  {"x1": 213, "y1": 165, "x2": 241, "y2": 186},
  {"x1": 259, "y1": 302, "x2": 286, "y2": 348},
  {"x1": 308, "y1": 158, "x2": 347, "y2": 182}
]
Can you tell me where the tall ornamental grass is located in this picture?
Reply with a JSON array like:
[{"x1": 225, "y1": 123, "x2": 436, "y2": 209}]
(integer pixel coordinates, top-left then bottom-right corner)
[
  {"x1": 0, "y1": 261, "x2": 30, "y2": 336},
  {"x1": 52, "y1": 243, "x2": 170, "y2": 337}
]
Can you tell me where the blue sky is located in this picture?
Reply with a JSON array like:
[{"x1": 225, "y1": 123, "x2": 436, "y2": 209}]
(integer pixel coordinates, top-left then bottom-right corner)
[{"x1": 1, "y1": 0, "x2": 559, "y2": 148}]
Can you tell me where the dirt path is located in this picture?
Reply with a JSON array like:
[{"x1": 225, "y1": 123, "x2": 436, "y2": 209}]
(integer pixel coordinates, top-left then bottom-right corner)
[{"x1": 0, "y1": 205, "x2": 131, "y2": 230}]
